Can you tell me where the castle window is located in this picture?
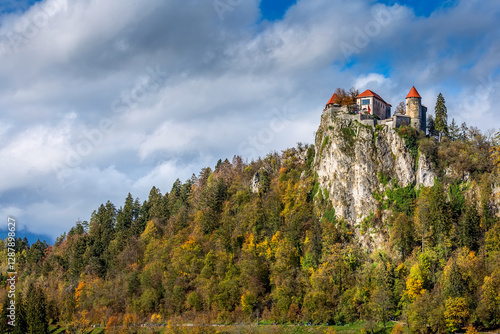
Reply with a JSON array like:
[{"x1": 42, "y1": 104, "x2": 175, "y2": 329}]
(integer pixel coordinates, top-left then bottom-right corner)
[{"x1": 362, "y1": 99, "x2": 370, "y2": 105}]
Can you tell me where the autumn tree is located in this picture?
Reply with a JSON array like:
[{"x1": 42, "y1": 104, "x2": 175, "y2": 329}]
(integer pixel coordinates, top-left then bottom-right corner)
[
  {"x1": 466, "y1": 324, "x2": 479, "y2": 334},
  {"x1": 477, "y1": 270, "x2": 500, "y2": 328},
  {"x1": 444, "y1": 297, "x2": 470, "y2": 333},
  {"x1": 9, "y1": 135, "x2": 500, "y2": 331},
  {"x1": 491, "y1": 129, "x2": 500, "y2": 170},
  {"x1": 238, "y1": 235, "x2": 270, "y2": 316},
  {"x1": 349, "y1": 87, "x2": 359, "y2": 104},
  {"x1": 395, "y1": 101, "x2": 405, "y2": 115},
  {"x1": 269, "y1": 233, "x2": 302, "y2": 322},
  {"x1": 335, "y1": 87, "x2": 359, "y2": 106}
]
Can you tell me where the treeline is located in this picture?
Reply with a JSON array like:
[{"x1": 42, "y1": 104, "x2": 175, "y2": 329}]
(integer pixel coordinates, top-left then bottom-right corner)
[
  {"x1": 1, "y1": 127, "x2": 500, "y2": 333},
  {"x1": 0, "y1": 283, "x2": 48, "y2": 333}
]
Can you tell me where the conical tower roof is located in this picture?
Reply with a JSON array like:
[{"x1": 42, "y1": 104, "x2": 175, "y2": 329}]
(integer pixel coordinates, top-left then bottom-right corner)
[{"x1": 406, "y1": 86, "x2": 421, "y2": 98}]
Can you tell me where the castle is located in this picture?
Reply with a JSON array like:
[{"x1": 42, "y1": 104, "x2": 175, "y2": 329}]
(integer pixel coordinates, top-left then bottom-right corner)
[{"x1": 324, "y1": 86, "x2": 427, "y2": 133}]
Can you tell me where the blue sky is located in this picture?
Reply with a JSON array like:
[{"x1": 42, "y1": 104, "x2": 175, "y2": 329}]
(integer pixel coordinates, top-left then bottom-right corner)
[
  {"x1": 0, "y1": 0, "x2": 41, "y2": 14},
  {"x1": 260, "y1": 0, "x2": 297, "y2": 20},
  {"x1": 0, "y1": 0, "x2": 499, "y2": 244},
  {"x1": 377, "y1": 0, "x2": 457, "y2": 16},
  {"x1": 260, "y1": 0, "x2": 456, "y2": 21},
  {"x1": 4, "y1": 0, "x2": 452, "y2": 18}
]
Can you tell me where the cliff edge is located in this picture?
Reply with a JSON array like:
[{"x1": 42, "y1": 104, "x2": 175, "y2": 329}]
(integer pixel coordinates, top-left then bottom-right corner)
[{"x1": 314, "y1": 112, "x2": 436, "y2": 242}]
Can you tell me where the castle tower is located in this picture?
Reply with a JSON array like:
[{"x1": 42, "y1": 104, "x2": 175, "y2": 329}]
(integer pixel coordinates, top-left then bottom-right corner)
[{"x1": 405, "y1": 86, "x2": 426, "y2": 133}]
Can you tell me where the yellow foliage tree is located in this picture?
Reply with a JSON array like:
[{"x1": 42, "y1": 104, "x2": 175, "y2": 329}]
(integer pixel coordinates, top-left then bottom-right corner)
[
  {"x1": 68, "y1": 309, "x2": 90, "y2": 334},
  {"x1": 405, "y1": 276, "x2": 426, "y2": 301},
  {"x1": 477, "y1": 270, "x2": 500, "y2": 327},
  {"x1": 150, "y1": 313, "x2": 163, "y2": 324},
  {"x1": 242, "y1": 233, "x2": 255, "y2": 252},
  {"x1": 123, "y1": 312, "x2": 137, "y2": 329},
  {"x1": 465, "y1": 324, "x2": 478, "y2": 334},
  {"x1": 241, "y1": 291, "x2": 257, "y2": 315},
  {"x1": 491, "y1": 130, "x2": 500, "y2": 170},
  {"x1": 444, "y1": 297, "x2": 470, "y2": 333},
  {"x1": 140, "y1": 220, "x2": 161, "y2": 244},
  {"x1": 74, "y1": 281, "x2": 85, "y2": 310}
]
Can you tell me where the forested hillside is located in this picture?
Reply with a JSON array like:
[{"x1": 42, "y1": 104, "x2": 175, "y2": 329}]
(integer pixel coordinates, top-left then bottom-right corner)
[{"x1": 2, "y1": 124, "x2": 500, "y2": 333}]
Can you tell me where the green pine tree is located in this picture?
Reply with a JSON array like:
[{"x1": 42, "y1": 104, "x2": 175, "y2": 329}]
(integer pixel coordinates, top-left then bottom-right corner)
[
  {"x1": 434, "y1": 93, "x2": 448, "y2": 141},
  {"x1": 13, "y1": 291, "x2": 27, "y2": 334},
  {"x1": 26, "y1": 284, "x2": 48, "y2": 334},
  {"x1": 0, "y1": 296, "x2": 14, "y2": 333},
  {"x1": 116, "y1": 192, "x2": 134, "y2": 232},
  {"x1": 427, "y1": 115, "x2": 437, "y2": 138},
  {"x1": 457, "y1": 200, "x2": 480, "y2": 251},
  {"x1": 449, "y1": 118, "x2": 460, "y2": 141}
]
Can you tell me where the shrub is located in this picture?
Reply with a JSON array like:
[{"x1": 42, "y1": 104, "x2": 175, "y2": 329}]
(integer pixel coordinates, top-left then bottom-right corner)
[
  {"x1": 340, "y1": 127, "x2": 356, "y2": 156},
  {"x1": 378, "y1": 172, "x2": 391, "y2": 186},
  {"x1": 397, "y1": 126, "x2": 419, "y2": 158},
  {"x1": 319, "y1": 136, "x2": 330, "y2": 158},
  {"x1": 391, "y1": 323, "x2": 405, "y2": 334},
  {"x1": 385, "y1": 183, "x2": 417, "y2": 216}
]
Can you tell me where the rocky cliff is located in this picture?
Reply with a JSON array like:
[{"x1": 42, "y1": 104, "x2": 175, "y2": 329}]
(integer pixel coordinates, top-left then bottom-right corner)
[{"x1": 314, "y1": 112, "x2": 436, "y2": 241}]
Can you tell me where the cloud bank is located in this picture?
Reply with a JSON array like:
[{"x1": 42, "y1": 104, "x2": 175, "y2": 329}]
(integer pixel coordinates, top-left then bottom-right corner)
[{"x1": 0, "y1": 0, "x2": 499, "y2": 240}]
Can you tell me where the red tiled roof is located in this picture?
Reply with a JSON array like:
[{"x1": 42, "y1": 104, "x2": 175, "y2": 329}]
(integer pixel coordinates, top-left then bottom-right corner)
[
  {"x1": 327, "y1": 93, "x2": 339, "y2": 105},
  {"x1": 406, "y1": 86, "x2": 421, "y2": 98},
  {"x1": 356, "y1": 89, "x2": 391, "y2": 106}
]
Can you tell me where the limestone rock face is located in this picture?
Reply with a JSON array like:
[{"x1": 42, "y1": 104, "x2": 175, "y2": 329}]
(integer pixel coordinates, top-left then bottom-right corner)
[
  {"x1": 416, "y1": 153, "x2": 435, "y2": 188},
  {"x1": 251, "y1": 172, "x2": 260, "y2": 194},
  {"x1": 314, "y1": 112, "x2": 436, "y2": 226},
  {"x1": 491, "y1": 184, "x2": 500, "y2": 218}
]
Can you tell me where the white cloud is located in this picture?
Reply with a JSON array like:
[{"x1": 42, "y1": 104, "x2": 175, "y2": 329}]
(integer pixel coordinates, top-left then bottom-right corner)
[
  {"x1": 0, "y1": 115, "x2": 74, "y2": 192},
  {"x1": 0, "y1": 206, "x2": 23, "y2": 222},
  {"x1": 0, "y1": 0, "x2": 499, "y2": 240},
  {"x1": 354, "y1": 73, "x2": 389, "y2": 91},
  {"x1": 132, "y1": 160, "x2": 200, "y2": 196},
  {"x1": 138, "y1": 122, "x2": 198, "y2": 159}
]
